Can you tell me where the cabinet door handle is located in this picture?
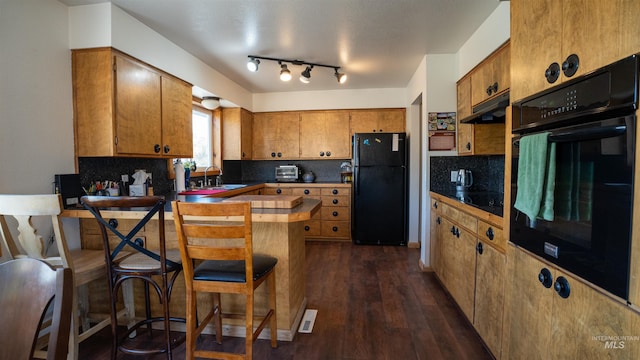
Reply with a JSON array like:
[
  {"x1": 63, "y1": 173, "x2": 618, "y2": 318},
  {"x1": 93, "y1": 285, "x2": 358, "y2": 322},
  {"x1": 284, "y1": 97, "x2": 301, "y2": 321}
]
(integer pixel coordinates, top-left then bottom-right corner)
[
  {"x1": 326, "y1": 151, "x2": 331, "y2": 157},
  {"x1": 545, "y1": 62, "x2": 560, "y2": 84},
  {"x1": 108, "y1": 218, "x2": 119, "y2": 229},
  {"x1": 538, "y1": 268, "x2": 553, "y2": 288},
  {"x1": 271, "y1": 152, "x2": 276, "y2": 158},
  {"x1": 554, "y1": 276, "x2": 571, "y2": 298},
  {"x1": 466, "y1": 142, "x2": 471, "y2": 151},
  {"x1": 433, "y1": 201, "x2": 438, "y2": 209},
  {"x1": 277, "y1": 152, "x2": 282, "y2": 158},
  {"x1": 304, "y1": 225, "x2": 310, "y2": 231},
  {"x1": 476, "y1": 242, "x2": 483, "y2": 254},
  {"x1": 163, "y1": 145, "x2": 170, "y2": 154},
  {"x1": 154, "y1": 144, "x2": 161, "y2": 153},
  {"x1": 485, "y1": 227, "x2": 495, "y2": 240},
  {"x1": 319, "y1": 151, "x2": 325, "y2": 157},
  {"x1": 436, "y1": 216, "x2": 441, "y2": 225},
  {"x1": 455, "y1": 227, "x2": 460, "y2": 238},
  {"x1": 451, "y1": 226, "x2": 456, "y2": 235},
  {"x1": 562, "y1": 54, "x2": 580, "y2": 77}
]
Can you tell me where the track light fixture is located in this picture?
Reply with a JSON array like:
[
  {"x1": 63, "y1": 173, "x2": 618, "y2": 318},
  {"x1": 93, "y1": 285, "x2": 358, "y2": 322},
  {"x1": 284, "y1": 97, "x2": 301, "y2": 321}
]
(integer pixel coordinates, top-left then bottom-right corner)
[
  {"x1": 247, "y1": 55, "x2": 346, "y2": 85},
  {"x1": 300, "y1": 66, "x2": 312, "y2": 83},
  {"x1": 247, "y1": 57, "x2": 260, "y2": 72},
  {"x1": 279, "y1": 62, "x2": 292, "y2": 81}
]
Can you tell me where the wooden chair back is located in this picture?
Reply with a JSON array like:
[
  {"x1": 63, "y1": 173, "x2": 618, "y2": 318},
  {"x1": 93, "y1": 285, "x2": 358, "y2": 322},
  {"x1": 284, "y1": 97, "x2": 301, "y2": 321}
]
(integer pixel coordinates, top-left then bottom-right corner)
[
  {"x1": 0, "y1": 194, "x2": 72, "y2": 269},
  {"x1": 172, "y1": 201, "x2": 255, "y2": 290},
  {"x1": 0, "y1": 258, "x2": 74, "y2": 360}
]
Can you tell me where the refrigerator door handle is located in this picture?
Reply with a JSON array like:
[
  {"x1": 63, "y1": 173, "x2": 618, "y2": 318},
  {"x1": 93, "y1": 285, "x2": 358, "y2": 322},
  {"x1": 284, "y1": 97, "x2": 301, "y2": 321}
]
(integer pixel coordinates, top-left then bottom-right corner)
[{"x1": 354, "y1": 167, "x2": 359, "y2": 195}]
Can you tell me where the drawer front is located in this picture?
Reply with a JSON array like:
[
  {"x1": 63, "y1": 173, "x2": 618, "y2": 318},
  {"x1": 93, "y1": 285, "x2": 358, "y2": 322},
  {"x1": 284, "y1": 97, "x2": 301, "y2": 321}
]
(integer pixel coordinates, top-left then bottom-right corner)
[
  {"x1": 321, "y1": 195, "x2": 350, "y2": 207},
  {"x1": 304, "y1": 219, "x2": 321, "y2": 236},
  {"x1": 321, "y1": 187, "x2": 351, "y2": 196},
  {"x1": 321, "y1": 221, "x2": 350, "y2": 238},
  {"x1": 263, "y1": 187, "x2": 293, "y2": 195},
  {"x1": 478, "y1": 220, "x2": 505, "y2": 251},
  {"x1": 292, "y1": 187, "x2": 321, "y2": 199},
  {"x1": 321, "y1": 207, "x2": 350, "y2": 221},
  {"x1": 441, "y1": 203, "x2": 477, "y2": 233}
]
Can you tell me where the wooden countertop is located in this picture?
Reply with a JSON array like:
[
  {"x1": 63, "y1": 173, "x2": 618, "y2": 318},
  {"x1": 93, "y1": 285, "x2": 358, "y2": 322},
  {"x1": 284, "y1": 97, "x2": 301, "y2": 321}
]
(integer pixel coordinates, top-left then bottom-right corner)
[
  {"x1": 61, "y1": 197, "x2": 321, "y2": 223},
  {"x1": 430, "y1": 191, "x2": 504, "y2": 227}
]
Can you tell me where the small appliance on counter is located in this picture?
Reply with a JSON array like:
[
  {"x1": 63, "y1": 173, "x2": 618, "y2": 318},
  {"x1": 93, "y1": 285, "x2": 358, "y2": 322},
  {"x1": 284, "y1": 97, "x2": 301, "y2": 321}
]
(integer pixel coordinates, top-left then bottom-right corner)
[
  {"x1": 275, "y1": 165, "x2": 300, "y2": 182},
  {"x1": 455, "y1": 169, "x2": 473, "y2": 192},
  {"x1": 340, "y1": 161, "x2": 353, "y2": 183}
]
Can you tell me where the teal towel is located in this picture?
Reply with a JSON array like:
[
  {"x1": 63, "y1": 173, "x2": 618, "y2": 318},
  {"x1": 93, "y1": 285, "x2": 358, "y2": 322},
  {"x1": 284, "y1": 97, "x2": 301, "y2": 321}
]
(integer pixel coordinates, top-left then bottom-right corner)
[{"x1": 514, "y1": 132, "x2": 556, "y2": 221}]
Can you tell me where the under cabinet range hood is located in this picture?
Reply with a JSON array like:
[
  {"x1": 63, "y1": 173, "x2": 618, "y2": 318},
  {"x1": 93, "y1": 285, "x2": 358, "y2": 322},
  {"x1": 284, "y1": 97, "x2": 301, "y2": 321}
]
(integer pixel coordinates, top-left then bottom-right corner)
[{"x1": 460, "y1": 91, "x2": 510, "y2": 124}]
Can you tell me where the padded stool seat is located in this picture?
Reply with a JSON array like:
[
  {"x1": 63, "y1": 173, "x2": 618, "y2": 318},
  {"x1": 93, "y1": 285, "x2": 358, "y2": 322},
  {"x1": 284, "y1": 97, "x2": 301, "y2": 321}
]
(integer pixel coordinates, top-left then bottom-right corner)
[{"x1": 194, "y1": 255, "x2": 278, "y2": 283}]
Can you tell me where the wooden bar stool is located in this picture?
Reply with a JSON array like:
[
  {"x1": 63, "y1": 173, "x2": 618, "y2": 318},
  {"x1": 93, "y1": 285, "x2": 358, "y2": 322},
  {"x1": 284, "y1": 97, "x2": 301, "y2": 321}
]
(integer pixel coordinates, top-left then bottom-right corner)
[
  {"x1": 81, "y1": 195, "x2": 184, "y2": 360},
  {"x1": 172, "y1": 200, "x2": 278, "y2": 360}
]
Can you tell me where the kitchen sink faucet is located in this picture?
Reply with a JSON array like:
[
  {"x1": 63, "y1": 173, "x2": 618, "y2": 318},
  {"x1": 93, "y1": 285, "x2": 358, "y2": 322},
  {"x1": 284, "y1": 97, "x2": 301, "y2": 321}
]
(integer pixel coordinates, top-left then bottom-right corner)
[{"x1": 204, "y1": 165, "x2": 222, "y2": 187}]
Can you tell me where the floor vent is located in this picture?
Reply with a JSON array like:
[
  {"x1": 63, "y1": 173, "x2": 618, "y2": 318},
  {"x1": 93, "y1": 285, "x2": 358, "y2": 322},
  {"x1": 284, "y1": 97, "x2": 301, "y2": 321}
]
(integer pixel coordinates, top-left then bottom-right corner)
[{"x1": 298, "y1": 309, "x2": 318, "y2": 333}]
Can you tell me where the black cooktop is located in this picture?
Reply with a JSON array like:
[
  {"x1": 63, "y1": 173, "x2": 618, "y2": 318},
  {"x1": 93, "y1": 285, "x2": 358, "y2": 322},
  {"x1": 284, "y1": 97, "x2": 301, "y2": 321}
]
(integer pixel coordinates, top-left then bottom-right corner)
[{"x1": 438, "y1": 190, "x2": 504, "y2": 217}]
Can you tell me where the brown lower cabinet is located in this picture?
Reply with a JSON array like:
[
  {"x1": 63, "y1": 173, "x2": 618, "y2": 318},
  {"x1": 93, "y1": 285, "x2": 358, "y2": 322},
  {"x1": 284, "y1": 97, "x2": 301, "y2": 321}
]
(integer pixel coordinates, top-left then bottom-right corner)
[
  {"x1": 431, "y1": 193, "x2": 505, "y2": 358},
  {"x1": 265, "y1": 183, "x2": 351, "y2": 241},
  {"x1": 503, "y1": 244, "x2": 640, "y2": 360}
]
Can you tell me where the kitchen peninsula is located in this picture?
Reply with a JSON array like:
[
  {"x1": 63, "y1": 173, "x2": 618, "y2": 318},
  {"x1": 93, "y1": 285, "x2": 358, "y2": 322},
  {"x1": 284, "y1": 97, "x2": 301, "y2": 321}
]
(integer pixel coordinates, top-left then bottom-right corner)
[{"x1": 62, "y1": 186, "x2": 321, "y2": 341}]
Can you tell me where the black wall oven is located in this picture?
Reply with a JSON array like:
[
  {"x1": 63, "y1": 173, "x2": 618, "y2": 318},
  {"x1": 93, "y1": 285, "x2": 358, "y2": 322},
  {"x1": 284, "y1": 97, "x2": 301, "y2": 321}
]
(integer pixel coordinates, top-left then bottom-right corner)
[{"x1": 511, "y1": 54, "x2": 638, "y2": 300}]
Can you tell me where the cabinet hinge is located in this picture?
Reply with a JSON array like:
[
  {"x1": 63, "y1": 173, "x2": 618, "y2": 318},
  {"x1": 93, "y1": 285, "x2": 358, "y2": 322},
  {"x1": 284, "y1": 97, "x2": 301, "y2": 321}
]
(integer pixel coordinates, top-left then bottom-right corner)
[{"x1": 114, "y1": 136, "x2": 118, "y2": 145}]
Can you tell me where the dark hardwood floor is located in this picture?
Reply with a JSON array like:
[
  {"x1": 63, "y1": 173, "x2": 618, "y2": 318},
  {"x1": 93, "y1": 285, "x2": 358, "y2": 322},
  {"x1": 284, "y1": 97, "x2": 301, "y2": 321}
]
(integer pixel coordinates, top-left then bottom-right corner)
[{"x1": 79, "y1": 241, "x2": 492, "y2": 359}]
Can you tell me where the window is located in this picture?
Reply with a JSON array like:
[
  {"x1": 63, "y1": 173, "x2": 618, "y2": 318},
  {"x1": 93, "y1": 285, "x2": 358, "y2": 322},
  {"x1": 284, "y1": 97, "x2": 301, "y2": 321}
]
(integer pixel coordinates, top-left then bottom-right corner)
[{"x1": 190, "y1": 108, "x2": 212, "y2": 168}]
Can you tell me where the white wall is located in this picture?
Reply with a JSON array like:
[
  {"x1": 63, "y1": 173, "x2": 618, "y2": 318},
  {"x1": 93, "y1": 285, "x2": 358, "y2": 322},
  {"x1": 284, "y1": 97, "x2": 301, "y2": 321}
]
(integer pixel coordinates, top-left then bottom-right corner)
[
  {"x1": 0, "y1": 0, "x2": 79, "y2": 259},
  {"x1": 457, "y1": 2, "x2": 511, "y2": 78},
  {"x1": 252, "y1": 88, "x2": 406, "y2": 112}
]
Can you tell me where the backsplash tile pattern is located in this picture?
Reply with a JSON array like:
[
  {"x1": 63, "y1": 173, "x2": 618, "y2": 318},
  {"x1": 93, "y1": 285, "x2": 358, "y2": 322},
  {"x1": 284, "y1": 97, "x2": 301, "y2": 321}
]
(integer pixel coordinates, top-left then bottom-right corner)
[
  {"x1": 78, "y1": 158, "x2": 349, "y2": 196},
  {"x1": 430, "y1": 155, "x2": 505, "y2": 194}
]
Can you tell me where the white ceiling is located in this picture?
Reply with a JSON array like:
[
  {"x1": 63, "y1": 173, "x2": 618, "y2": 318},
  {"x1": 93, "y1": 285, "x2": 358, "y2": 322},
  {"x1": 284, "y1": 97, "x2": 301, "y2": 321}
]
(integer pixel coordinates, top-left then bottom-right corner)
[{"x1": 59, "y1": 0, "x2": 501, "y2": 94}]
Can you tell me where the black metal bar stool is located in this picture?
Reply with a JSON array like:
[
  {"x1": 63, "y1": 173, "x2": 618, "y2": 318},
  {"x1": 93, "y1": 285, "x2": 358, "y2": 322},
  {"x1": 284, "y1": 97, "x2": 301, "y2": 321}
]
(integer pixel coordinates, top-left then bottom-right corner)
[{"x1": 82, "y1": 195, "x2": 185, "y2": 360}]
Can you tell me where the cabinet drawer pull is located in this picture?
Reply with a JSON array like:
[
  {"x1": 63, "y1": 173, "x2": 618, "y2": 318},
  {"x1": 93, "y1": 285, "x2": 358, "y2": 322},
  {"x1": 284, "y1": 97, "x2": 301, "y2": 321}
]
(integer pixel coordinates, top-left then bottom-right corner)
[
  {"x1": 108, "y1": 218, "x2": 118, "y2": 229},
  {"x1": 433, "y1": 201, "x2": 438, "y2": 209},
  {"x1": 436, "y1": 216, "x2": 441, "y2": 225},
  {"x1": 332, "y1": 211, "x2": 338, "y2": 217},
  {"x1": 485, "y1": 227, "x2": 495, "y2": 240},
  {"x1": 476, "y1": 242, "x2": 483, "y2": 254},
  {"x1": 332, "y1": 226, "x2": 338, "y2": 232},
  {"x1": 276, "y1": 189, "x2": 282, "y2": 194},
  {"x1": 304, "y1": 189, "x2": 310, "y2": 195},
  {"x1": 332, "y1": 189, "x2": 338, "y2": 195},
  {"x1": 304, "y1": 225, "x2": 310, "y2": 231},
  {"x1": 332, "y1": 199, "x2": 338, "y2": 205}
]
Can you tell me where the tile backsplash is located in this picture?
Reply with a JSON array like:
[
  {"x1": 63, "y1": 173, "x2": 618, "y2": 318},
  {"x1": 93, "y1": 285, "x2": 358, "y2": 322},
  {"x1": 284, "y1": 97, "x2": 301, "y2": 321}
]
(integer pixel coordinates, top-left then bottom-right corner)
[{"x1": 430, "y1": 155, "x2": 505, "y2": 194}]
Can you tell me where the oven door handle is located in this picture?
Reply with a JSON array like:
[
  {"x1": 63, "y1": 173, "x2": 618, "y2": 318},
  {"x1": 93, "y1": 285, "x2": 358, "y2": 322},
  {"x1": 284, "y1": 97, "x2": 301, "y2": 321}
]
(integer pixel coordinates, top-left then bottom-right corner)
[{"x1": 514, "y1": 125, "x2": 626, "y2": 146}]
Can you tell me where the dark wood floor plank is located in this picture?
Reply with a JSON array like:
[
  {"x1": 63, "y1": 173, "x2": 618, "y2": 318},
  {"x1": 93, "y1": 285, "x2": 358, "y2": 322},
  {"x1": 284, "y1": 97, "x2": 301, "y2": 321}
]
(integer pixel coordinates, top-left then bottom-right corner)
[{"x1": 79, "y1": 241, "x2": 493, "y2": 360}]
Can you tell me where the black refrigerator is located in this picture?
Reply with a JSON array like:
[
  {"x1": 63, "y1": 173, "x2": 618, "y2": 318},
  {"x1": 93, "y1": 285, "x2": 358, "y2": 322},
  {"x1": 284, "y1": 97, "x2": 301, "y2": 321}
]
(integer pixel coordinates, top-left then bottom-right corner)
[{"x1": 352, "y1": 132, "x2": 407, "y2": 245}]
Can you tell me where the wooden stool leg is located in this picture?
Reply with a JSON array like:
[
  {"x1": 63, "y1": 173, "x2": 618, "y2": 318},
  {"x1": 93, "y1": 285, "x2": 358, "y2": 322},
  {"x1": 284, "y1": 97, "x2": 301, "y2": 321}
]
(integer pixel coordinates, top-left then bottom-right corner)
[
  {"x1": 246, "y1": 293, "x2": 254, "y2": 359},
  {"x1": 269, "y1": 273, "x2": 278, "y2": 348},
  {"x1": 213, "y1": 293, "x2": 222, "y2": 344}
]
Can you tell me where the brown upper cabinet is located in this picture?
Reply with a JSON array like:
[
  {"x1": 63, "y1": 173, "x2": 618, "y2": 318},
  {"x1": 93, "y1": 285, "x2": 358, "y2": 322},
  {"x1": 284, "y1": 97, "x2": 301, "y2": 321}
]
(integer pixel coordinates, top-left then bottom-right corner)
[
  {"x1": 349, "y1": 108, "x2": 405, "y2": 135},
  {"x1": 72, "y1": 48, "x2": 192, "y2": 158},
  {"x1": 252, "y1": 111, "x2": 300, "y2": 160},
  {"x1": 511, "y1": 0, "x2": 640, "y2": 103},
  {"x1": 299, "y1": 110, "x2": 351, "y2": 159},
  {"x1": 456, "y1": 43, "x2": 508, "y2": 156},
  {"x1": 222, "y1": 108, "x2": 252, "y2": 160},
  {"x1": 470, "y1": 42, "x2": 510, "y2": 107}
]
